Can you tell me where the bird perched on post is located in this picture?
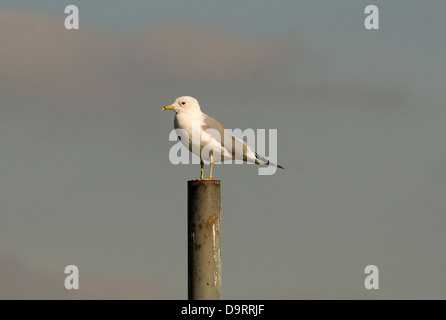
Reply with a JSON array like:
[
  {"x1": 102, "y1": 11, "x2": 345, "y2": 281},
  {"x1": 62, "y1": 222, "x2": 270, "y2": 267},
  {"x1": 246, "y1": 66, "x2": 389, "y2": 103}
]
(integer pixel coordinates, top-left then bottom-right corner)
[{"x1": 162, "y1": 96, "x2": 284, "y2": 180}]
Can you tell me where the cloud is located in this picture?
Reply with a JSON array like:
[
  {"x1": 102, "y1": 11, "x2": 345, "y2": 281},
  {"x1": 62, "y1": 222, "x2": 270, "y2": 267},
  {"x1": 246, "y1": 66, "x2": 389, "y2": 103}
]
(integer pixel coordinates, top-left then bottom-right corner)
[
  {"x1": 137, "y1": 22, "x2": 298, "y2": 82},
  {"x1": 0, "y1": 9, "x2": 405, "y2": 112},
  {"x1": 0, "y1": 252, "x2": 168, "y2": 299},
  {"x1": 0, "y1": 10, "x2": 299, "y2": 107},
  {"x1": 0, "y1": 10, "x2": 130, "y2": 107},
  {"x1": 298, "y1": 79, "x2": 408, "y2": 108}
]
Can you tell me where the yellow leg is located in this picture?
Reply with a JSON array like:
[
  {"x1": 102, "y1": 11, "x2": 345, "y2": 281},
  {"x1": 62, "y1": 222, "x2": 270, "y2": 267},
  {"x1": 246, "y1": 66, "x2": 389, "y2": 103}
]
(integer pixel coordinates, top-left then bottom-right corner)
[
  {"x1": 209, "y1": 155, "x2": 214, "y2": 180},
  {"x1": 200, "y1": 160, "x2": 204, "y2": 180},
  {"x1": 199, "y1": 156, "x2": 214, "y2": 180}
]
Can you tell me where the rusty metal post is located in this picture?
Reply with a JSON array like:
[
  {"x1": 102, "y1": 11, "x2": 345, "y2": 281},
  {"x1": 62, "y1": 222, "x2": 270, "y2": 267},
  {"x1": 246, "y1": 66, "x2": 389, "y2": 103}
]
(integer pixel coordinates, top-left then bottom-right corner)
[{"x1": 187, "y1": 180, "x2": 222, "y2": 300}]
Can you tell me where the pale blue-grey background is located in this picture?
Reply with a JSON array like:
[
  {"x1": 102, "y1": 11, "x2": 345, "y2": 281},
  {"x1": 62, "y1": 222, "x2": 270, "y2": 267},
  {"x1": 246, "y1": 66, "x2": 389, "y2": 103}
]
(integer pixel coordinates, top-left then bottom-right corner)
[{"x1": 0, "y1": 1, "x2": 445, "y2": 299}]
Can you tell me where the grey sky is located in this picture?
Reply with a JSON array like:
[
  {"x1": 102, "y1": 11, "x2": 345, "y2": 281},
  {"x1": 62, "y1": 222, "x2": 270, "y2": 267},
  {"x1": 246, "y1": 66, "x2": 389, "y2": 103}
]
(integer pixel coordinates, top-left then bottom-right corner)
[{"x1": 0, "y1": 1, "x2": 445, "y2": 299}]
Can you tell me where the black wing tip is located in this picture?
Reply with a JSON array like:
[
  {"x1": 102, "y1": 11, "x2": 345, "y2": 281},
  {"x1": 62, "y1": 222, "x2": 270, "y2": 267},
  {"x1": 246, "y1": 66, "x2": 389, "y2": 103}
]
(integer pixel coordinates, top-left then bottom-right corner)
[
  {"x1": 266, "y1": 160, "x2": 285, "y2": 169},
  {"x1": 255, "y1": 153, "x2": 284, "y2": 169}
]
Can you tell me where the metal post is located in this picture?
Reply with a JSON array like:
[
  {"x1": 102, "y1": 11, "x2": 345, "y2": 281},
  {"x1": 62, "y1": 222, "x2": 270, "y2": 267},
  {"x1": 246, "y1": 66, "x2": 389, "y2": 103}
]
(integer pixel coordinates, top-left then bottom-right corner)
[{"x1": 187, "y1": 180, "x2": 222, "y2": 300}]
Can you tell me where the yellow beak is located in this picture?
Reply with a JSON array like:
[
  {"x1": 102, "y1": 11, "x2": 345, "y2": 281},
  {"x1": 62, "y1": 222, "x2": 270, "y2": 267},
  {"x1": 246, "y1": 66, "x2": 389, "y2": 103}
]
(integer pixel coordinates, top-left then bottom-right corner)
[{"x1": 162, "y1": 105, "x2": 174, "y2": 111}]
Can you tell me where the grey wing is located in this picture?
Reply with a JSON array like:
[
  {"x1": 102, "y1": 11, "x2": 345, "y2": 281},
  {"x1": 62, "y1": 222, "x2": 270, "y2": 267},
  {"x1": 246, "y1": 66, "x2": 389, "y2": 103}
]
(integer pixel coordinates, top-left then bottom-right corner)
[
  {"x1": 200, "y1": 114, "x2": 253, "y2": 162},
  {"x1": 200, "y1": 113, "x2": 283, "y2": 167},
  {"x1": 200, "y1": 114, "x2": 228, "y2": 145}
]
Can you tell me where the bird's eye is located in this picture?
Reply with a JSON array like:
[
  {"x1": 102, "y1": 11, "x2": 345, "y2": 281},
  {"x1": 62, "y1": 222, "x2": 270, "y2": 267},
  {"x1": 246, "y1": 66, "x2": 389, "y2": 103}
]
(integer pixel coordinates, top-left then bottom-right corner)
[{"x1": 181, "y1": 102, "x2": 186, "y2": 105}]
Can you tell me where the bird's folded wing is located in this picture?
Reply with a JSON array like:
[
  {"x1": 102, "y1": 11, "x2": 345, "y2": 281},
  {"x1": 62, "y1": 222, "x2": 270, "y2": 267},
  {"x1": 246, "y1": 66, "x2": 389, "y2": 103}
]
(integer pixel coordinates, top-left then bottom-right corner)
[{"x1": 200, "y1": 114, "x2": 256, "y2": 162}]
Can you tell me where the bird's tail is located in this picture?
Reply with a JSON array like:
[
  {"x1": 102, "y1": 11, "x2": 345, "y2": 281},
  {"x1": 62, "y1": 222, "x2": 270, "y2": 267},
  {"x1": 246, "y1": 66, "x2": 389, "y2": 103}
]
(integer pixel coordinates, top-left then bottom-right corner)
[{"x1": 254, "y1": 152, "x2": 284, "y2": 169}]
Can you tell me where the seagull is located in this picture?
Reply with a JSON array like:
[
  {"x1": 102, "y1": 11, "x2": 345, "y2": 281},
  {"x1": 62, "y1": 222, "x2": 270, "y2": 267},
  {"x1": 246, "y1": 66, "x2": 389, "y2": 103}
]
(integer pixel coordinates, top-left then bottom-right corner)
[{"x1": 162, "y1": 96, "x2": 284, "y2": 180}]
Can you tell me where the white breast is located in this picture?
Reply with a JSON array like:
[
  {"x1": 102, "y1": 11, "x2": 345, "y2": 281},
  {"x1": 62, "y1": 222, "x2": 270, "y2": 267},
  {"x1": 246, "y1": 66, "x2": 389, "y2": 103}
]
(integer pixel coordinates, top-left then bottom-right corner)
[{"x1": 174, "y1": 112, "x2": 204, "y2": 158}]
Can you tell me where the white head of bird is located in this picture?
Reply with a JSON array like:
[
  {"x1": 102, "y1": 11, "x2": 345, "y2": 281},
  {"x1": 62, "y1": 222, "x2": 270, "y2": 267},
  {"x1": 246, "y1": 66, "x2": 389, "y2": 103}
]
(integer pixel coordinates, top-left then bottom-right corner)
[{"x1": 162, "y1": 96, "x2": 202, "y2": 114}]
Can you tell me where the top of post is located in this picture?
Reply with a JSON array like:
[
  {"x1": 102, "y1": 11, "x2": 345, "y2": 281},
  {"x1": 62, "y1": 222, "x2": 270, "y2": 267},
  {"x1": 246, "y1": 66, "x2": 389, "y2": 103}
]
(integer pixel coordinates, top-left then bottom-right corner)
[{"x1": 188, "y1": 180, "x2": 221, "y2": 187}]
